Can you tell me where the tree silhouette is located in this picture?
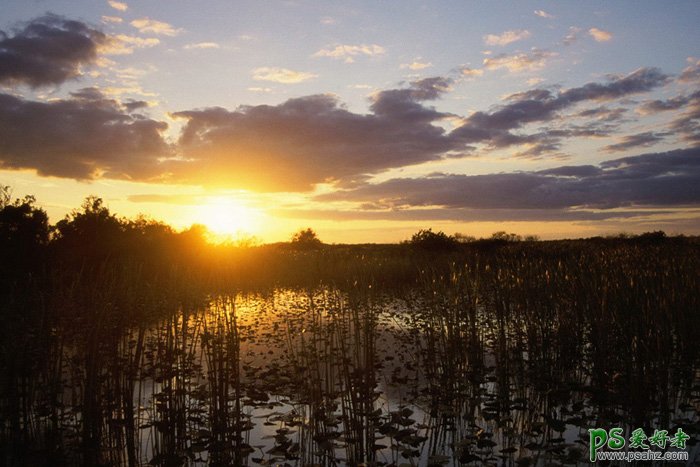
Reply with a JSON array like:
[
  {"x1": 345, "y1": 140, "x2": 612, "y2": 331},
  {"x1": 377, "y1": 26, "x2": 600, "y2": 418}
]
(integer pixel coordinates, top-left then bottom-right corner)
[
  {"x1": 291, "y1": 228, "x2": 323, "y2": 250},
  {"x1": 409, "y1": 229, "x2": 458, "y2": 251},
  {"x1": 53, "y1": 196, "x2": 125, "y2": 265},
  {"x1": 0, "y1": 189, "x2": 49, "y2": 283}
]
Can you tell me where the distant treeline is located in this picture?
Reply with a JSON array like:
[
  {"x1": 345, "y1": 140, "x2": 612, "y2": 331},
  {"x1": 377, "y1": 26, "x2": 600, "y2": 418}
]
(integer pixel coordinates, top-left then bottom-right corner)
[{"x1": 0, "y1": 188, "x2": 696, "y2": 292}]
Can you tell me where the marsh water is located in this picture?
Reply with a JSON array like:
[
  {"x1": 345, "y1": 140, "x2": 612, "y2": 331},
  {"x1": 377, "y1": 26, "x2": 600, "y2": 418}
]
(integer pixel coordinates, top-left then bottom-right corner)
[{"x1": 2, "y1": 243, "x2": 700, "y2": 466}]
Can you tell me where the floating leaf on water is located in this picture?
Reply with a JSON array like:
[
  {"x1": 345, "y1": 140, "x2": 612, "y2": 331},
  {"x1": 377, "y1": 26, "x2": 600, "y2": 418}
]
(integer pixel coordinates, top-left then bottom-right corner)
[
  {"x1": 476, "y1": 438, "x2": 497, "y2": 449},
  {"x1": 458, "y1": 453, "x2": 481, "y2": 463},
  {"x1": 427, "y1": 454, "x2": 451, "y2": 465},
  {"x1": 546, "y1": 418, "x2": 566, "y2": 432}
]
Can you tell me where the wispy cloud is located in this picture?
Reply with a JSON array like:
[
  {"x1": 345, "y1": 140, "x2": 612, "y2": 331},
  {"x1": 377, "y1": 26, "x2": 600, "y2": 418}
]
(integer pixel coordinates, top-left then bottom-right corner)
[
  {"x1": 130, "y1": 18, "x2": 182, "y2": 36},
  {"x1": 679, "y1": 57, "x2": 700, "y2": 84},
  {"x1": 101, "y1": 15, "x2": 123, "y2": 24},
  {"x1": 458, "y1": 66, "x2": 484, "y2": 78},
  {"x1": 450, "y1": 67, "x2": 669, "y2": 155},
  {"x1": 588, "y1": 27, "x2": 613, "y2": 42},
  {"x1": 252, "y1": 67, "x2": 317, "y2": 83},
  {"x1": 314, "y1": 44, "x2": 385, "y2": 63},
  {"x1": 483, "y1": 29, "x2": 531, "y2": 46},
  {"x1": 184, "y1": 42, "x2": 220, "y2": 50},
  {"x1": 563, "y1": 27, "x2": 582, "y2": 46},
  {"x1": 534, "y1": 10, "x2": 554, "y2": 19},
  {"x1": 101, "y1": 34, "x2": 160, "y2": 55},
  {"x1": 320, "y1": 16, "x2": 336, "y2": 25},
  {"x1": 400, "y1": 60, "x2": 432, "y2": 70},
  {"x1": 603, "y1": 131, "x2": 665, "y2": 152},
  {"x1": 483, "y1": 49, "x2": 556, "y2": 72},
  {"x1": 108, "y1": 0, "x2": 128, "y2": 12}
]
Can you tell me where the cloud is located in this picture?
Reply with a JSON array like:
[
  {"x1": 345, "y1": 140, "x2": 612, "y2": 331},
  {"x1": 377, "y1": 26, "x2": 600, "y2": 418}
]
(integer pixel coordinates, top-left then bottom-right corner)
[
  {"x1": 122, "y1": 99, "x2": 150, "y2": 112},
  {"x1": 0, "y1": 91, "x2": 170, "y2": 180},
  {"x1": 400, "y1": 60, "x2": 433, "y2": 70},
  {"x1": 100, "y1": 34, "x2": 160, "y2": 55},
  {"x1": 0, "y1": 15, "x2": 107, "y2": 87},
  {"x1": 0, "y1": 60, "x2": 680, "y2": 194},
  {"x1": 272, "y1": 206, "x2": 669, "y2": 223},
  {"x1": 169, "y1": 77, "x2": 460, "y2": 191},
  {"x1": 108, "y1": 0, "x2": 128, "y2": 12},
  {"x1": 320, "y1": 17, "x2": 337, "y2": 25},
  {"x1": 184, "y1": 42, "x2": 220, "y2": 50},
  {"x1": 483, "y1": 49, "x2": 556, "y2": 72},
  {"x1": 483, "y1": 29, "x2": 531, "y2": 46},
  {"x1": 534, "y1": 10, "x2": 554, "y2": 19},
  {"x1": 588, "y1": 27, "x2": 613, "y2": 42},
  {"x1": 562, "y1": 27, "x2": 582, "y2": 46},
  {"x1": 318, "y1": 148, "x2": 700, "y2": 212},
  {"x1": 101, "y1": 15, "x2": 123, "y2": 24},
  {"x1": 640, "y1": 92, "x2": 700, "y2": 115},
  {"x1": 679, "y1": 57, "x2": 700, "y2": 84},
  {"x1": 636, "y1": 89, "x2": 700, "y2": 146},
  {"x1": 458, "y1": 66, "x2": 484, "y2": 78},
  {"x1": 450, "y1": 67, "x2": 669, "y2": 152},
  {"x1": 668, "y1": 92, "x2": 700, "y2": 146},
  {"x1": 251, "y1": 67, "x2": 317, "y2": 83},
  {"x1": 247, "y1": 86, "x2": 272, "y2": 93},
  {"x1": 313, "y1": 44, "x2": 385, "y2": 63},
  {"x1": 130, "y1": 18, "x2": 182, "y2": 36},
  {"x1": 602, "y1": 131, "x2": 666, "y2": 152},
  {"x1": 576, "y1": 106, "x2": 627, "y2": 122}
]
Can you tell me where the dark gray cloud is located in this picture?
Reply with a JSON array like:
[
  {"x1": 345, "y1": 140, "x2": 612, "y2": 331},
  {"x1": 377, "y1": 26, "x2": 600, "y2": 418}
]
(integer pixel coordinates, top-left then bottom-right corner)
[
  {"x1": 450, "y1": 67, "x2": 669, "y2": 153},
  {"x1": 0, "y1": 92, "x2": 171, "y2": 179},
  {"x1": 318, "y1": 148, "x2": 700, "y2": 211},
  {"x1": 538, "y1": 165, "x2": 602, "y2": 177},
  {"x1": 602, "y1": 131, "x2": 666, "y2": 152},
  {"x1": 641, "y1": 95, "x2": 694, "y2": 114},
  {"x1": 123, "y1": 99, "x2": 150, "y2": 112},
  {"x1": 669, "y1": 93, "x2": 700, "y2": 147},
  {"x1": 167, "y1": 70, "x2": 670, "y2": 191},
  {"x1": 270, "y1": 206, "x2": 669, "y2": 223},
  {"x1": 635, "y1": 90, "x2": 700, "y2": 147},
  {"x1": 575, "y1": 106, "x2": 628, "y2": 122},
  {"x1": 0, "y1": 61, "x2": 684, "y2": 192},
  {"x1": 0, "y1": 15, "x2": 107, "y2": 87},
  {"x1": 170, "y1": 78, "x2": 461, "y2": 191}
]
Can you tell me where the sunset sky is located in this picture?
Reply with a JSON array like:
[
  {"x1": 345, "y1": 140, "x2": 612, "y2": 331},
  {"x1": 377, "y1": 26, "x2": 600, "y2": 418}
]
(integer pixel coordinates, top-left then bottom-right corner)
[{"x1": 1, "y1": 1, "x2": 699, "y2": 242}]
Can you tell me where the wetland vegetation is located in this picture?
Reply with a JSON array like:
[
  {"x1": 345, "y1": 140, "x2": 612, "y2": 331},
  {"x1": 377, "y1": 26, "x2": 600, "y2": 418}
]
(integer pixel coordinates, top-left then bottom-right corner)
[{"x1": 1, "y1": 190, "x2": 699, "y2": 466}]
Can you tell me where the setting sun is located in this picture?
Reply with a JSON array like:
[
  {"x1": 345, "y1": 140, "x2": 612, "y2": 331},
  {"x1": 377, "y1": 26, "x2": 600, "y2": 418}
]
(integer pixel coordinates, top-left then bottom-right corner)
[{"x1": 195, "y1": 196, "x2": 263, "y2": 240}]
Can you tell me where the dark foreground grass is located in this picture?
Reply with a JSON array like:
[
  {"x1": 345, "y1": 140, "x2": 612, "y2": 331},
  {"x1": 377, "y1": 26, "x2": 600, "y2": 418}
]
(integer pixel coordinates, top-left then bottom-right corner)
[{"x1": 1, "y1": 233, "x2": 699, "y2": 466}]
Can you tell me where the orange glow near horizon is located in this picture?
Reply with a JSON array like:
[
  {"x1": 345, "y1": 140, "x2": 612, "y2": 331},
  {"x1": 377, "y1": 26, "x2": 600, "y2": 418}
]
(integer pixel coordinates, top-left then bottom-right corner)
[{"x1": 192, "y1": 196, "x2": 265, "y2": 241}]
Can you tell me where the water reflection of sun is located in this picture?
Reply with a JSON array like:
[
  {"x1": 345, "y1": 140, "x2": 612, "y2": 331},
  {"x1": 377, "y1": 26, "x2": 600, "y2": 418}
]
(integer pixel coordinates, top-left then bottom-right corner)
[{"x1": 197, "y1": 196, "x2": 263, "y2": 240}]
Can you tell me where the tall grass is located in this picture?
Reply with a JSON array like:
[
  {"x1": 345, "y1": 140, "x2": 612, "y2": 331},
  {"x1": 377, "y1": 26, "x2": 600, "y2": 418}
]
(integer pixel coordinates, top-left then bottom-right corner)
[{"x1": 1, "y1": 238, "x2": 699, "y2": 465}]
